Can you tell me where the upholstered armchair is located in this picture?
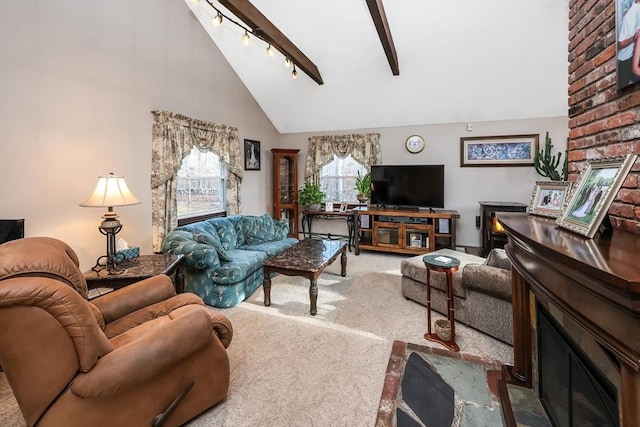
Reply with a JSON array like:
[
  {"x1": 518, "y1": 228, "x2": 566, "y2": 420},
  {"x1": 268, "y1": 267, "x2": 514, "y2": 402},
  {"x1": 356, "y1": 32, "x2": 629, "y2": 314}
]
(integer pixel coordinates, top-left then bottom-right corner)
[{"x1": 0, "y1": 237, "x2": 233, "y2": 427}]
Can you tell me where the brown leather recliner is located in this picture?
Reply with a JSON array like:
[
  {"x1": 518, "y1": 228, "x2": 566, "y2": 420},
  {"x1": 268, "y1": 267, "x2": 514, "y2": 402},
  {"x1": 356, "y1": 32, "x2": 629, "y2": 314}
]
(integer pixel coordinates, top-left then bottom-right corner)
[{"x1": 0, "y1": 237, "x2": 233, "y2": 427}]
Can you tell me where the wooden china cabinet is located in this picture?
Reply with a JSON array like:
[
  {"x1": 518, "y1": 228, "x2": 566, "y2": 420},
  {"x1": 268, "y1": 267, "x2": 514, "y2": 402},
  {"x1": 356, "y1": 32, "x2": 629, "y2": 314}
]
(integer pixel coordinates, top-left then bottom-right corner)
[{"x1": 271, "y1": 149, "x2": 300, "y2": 238}]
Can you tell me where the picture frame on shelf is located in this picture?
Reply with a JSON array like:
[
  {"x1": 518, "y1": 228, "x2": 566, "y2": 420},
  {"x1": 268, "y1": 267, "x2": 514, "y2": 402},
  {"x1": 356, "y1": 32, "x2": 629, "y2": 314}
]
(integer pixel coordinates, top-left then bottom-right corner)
[
  {"x1": 325, "y1": 202, "x2": 334, "y2": 212},
  {"x1": 556, "y1": 154, "x2": 637, "y2": 238},
  {"x1": 460, "y1": 134, "x2": 539, "y2": 167},
  {"x1": 244, "y1": 139, "x2": 261, "y2": 170},
  {"x1": 528, "y1": 180, "x2": 572, "y2": 219},
  {"x1": 339, "y1": 202, "x2": 348, "y2": 212}
]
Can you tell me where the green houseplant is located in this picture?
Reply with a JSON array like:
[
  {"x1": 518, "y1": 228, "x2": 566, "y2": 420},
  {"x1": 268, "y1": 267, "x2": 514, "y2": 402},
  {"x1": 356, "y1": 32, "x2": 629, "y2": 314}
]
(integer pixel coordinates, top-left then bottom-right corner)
[
  {"x1": 534, "y1": 131, "x2": 568, "y2": 181},
  {"x1": 355, "y1": 171, "x2": 371, "y2": 203},
  {"x1": 297, "y1": 181, "x2": 326, "y2": 210}
]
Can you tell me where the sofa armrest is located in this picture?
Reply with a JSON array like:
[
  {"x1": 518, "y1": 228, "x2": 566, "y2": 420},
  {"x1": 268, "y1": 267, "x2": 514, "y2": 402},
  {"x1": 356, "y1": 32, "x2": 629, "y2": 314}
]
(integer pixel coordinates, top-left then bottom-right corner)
[
  {"x1": 70, "y1": 309, "x2": 213, "y2": 398},
  {"x1": 162, "y1": 230, "x2": 221, "y2": 270},
  {"x1": 91, "y1": 275, "x2": 176, "y2": 324},
  {"x1": 462, "y1": 264, "x2": 512, "y2": 302}
]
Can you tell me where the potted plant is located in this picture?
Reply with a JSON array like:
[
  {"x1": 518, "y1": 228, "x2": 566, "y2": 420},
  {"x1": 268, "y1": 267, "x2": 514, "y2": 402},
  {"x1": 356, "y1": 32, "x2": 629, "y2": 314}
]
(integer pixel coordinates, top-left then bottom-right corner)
[
  {"x1": 297, "y1": 181, "x2": 326, "y2": 210},
  {"x1": 355, "y1": 171, "x2": 371, "y2": 204},
  {"x1": 534, "y1": 132, "x2": 568, "y2": 181}
]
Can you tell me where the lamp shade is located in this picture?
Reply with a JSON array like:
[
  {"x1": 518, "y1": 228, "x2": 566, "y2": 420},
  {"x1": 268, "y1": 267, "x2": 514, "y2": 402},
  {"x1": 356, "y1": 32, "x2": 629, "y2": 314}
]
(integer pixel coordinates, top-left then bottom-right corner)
[{"x1": 80, "y1": 173, "x2": 141, "y2": 208}]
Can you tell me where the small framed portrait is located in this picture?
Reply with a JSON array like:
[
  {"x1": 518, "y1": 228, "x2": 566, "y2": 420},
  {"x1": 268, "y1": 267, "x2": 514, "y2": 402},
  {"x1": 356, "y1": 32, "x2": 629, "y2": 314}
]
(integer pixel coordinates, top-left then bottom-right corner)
[
  {"x1": 528, "y1": 181, "x2": 572, "y2": 218},
  {"x1": 244, "y1": 139, "x2": 261, "y2": 171},
  {"x1": 556, "y1": 154, "x2": 638, "y2": 238},
  {"x1": 325, "y1": 202, "x2": 334, "y2": 212},
  {"x1": 339, "y1": 202, "x2": 348, "y2": 212}
]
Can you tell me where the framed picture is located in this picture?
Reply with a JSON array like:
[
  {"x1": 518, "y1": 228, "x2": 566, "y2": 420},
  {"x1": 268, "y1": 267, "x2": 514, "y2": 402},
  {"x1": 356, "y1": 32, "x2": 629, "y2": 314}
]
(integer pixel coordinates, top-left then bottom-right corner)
[
  {"x1": 528, "y1": 181, "x2": 573, "y2": 219},
  {"x1": 325, "y1": 202, "x2": 334, "y2": 212},
  {"x1": 615, "y1": 0, "x2": 640, "y2": 90},
  {"x1": 460, "y1": 134, "x2": 539, "y2": 167},
  {"x1": 339, "y1": 202, "x2": 348, "y2": 212},
  {"x1": 244, "y1": 139, "x2": 260, "y2": 170},
  {"x1": 556, "y1": 154, "x2": 638, "y2": 238}
]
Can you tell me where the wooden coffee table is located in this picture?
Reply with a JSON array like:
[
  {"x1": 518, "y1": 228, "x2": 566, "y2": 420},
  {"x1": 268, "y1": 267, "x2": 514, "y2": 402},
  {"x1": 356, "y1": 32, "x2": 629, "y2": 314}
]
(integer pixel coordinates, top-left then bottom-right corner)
[{"x1": 262, "y1": 239, "x2": 347, "y2": 315}]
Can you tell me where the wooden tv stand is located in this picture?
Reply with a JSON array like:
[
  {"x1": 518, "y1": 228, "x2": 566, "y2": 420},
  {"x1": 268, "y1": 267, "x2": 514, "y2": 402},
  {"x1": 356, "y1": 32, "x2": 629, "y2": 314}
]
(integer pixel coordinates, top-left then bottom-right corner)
[{"x1": 354, "y1": 208, "x2": 459, "y2": 255}]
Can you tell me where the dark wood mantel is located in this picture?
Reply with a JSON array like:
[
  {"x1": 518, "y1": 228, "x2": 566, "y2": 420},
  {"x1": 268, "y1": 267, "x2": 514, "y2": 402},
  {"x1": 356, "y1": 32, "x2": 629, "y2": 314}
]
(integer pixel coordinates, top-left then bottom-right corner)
[{"x1": 498, "y1": 213, "x2": 640, "y2": 427}]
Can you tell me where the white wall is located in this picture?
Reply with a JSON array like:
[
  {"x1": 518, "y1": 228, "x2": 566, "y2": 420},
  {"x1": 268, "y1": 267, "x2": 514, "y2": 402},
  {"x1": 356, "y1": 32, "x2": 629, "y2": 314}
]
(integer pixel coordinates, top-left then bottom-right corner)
[
  {"x1": 279, "y1": 116, "x2": 568, "y2": 247},
  {"x1": 0, "y1": 0, "x2": 278, "y2": 271}
]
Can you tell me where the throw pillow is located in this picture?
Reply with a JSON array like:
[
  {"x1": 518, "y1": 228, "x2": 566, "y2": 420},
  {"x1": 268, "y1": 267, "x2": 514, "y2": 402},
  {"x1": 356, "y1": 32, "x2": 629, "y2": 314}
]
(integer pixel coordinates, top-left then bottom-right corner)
[
  {"x1": 244, "y1": 214, "x2": 278, "y2": 245},
  {"x1": 193, "y1": 230, "x2": 232, "y2": 262}
]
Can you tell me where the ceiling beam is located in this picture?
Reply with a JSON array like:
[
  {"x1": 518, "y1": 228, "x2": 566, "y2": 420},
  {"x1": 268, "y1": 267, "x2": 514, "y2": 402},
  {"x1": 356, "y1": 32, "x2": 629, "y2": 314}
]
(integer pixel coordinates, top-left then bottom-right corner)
[
  {"x1": 366, "y1": 0, "x2": 399, "y2": 76},
  {"x1": 218, "y1": 0, "x2": 323, "y2": 85}
]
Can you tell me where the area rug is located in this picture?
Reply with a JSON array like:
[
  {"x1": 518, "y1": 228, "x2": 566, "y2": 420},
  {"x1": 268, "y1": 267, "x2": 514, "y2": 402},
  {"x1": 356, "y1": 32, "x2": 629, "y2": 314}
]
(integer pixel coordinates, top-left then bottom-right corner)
[{"x1": 376, "y1": 340, "x2": 504, "y2": 427}]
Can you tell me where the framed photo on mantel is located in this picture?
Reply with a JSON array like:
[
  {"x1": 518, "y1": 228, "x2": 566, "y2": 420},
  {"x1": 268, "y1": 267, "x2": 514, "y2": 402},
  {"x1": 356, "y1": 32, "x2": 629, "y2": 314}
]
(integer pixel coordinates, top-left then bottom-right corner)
[{"x1": 556, "y1": 154, "x2": 637, "y2": 238}]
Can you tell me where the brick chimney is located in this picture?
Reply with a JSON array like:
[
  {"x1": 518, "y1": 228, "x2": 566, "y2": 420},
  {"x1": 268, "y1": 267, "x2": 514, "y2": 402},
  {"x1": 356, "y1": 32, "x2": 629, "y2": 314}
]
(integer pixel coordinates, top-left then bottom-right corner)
[{"x1": 569, "y1": 0, "x2": 640, "y2": 232}]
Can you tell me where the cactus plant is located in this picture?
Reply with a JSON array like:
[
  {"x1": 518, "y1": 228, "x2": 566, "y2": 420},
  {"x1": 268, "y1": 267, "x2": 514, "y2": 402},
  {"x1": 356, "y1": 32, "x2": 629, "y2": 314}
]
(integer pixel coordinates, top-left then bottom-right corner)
[{"x1": 534, "y1": 132, "x2": 568, "y2": 181}]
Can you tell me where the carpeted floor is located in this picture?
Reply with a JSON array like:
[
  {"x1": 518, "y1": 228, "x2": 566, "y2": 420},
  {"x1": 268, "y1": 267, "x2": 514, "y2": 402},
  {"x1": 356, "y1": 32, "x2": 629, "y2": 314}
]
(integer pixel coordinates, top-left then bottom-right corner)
[{"x1": 0, "y1": 249, "x2": 513, "y2": 427}]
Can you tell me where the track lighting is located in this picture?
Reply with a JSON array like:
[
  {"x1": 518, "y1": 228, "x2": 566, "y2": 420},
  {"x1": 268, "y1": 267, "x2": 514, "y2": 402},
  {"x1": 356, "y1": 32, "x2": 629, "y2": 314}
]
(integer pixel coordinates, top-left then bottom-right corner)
[
  {"x1": 213, "y1": 11, "x2": 223, "y2": 27},
  {"x1": 202, "y1": 2, "x2": 304, "y2": 81}
]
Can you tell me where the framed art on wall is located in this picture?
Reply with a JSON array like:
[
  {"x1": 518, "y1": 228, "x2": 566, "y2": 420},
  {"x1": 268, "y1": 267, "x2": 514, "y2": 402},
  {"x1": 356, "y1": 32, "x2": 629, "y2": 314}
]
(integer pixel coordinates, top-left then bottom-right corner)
[
  {"x1": 528, "y1": 181, "x2": 572, "y2": 219},
  {"x1": 460, "y1": 134, "x2": 539, "y2": 167},
  {"x1": 556, "y1": 154, "x2": 638, "y2": 238},
  {"x1": 244, "y1": 139, "x2": 261, "y2": 170}
]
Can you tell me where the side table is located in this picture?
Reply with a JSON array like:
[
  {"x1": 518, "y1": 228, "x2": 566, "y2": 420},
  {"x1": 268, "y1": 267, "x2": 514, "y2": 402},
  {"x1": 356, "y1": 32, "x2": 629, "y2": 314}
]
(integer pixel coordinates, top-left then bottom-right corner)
[
  {"x1": 84, "y1": 253, "x2": 185, "y2": 296},
  {"x1": 423, "y1": 254, "x2": 460, "y2": 352}
]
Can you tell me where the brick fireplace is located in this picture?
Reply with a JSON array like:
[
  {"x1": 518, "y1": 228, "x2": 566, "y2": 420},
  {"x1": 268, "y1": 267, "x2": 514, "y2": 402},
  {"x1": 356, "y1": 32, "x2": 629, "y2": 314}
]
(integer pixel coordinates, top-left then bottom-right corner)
[{"x1": 498, "y1": 213, "x2": 640, "y2": 427}]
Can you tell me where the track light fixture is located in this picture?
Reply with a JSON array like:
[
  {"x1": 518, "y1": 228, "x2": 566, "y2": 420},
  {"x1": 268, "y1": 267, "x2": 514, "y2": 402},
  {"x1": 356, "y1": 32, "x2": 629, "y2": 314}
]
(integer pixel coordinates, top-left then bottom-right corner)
[
  {"x1": 213, "y1": 11, "x2": 223, "y2": 27},
  {"x1": 201, "y1": 1, "x2": 300, "y2": 81}
]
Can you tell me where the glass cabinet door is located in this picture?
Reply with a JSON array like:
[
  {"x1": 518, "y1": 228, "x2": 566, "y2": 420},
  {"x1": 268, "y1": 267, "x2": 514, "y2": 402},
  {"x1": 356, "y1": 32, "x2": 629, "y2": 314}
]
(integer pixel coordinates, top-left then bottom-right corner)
[{"x1": 272, "y1": 149, "x2": 299, "y2": 238}]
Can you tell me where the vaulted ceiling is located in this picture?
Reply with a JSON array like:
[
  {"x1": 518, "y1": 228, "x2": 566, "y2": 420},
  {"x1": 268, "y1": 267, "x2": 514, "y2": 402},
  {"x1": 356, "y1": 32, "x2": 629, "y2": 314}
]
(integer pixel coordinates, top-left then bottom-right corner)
[{"x1": 187, "y1": 0, "x2": 569, "y2": 134}]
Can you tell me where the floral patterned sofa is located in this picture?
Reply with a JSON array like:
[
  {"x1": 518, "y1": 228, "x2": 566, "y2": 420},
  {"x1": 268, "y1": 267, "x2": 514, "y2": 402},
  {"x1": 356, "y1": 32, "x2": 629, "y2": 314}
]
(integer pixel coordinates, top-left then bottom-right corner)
[{"x1": 162, "y1": 214, "x2": 298, "y2": 308}]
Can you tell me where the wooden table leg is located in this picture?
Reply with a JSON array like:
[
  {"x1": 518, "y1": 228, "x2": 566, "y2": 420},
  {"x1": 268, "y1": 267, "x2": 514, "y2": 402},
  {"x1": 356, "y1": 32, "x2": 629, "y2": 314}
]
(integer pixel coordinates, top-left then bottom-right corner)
[
  {"x1": 447, "y1": 270, "x2": 455, "y2": 343},
  {"x1": 309, "y1": 279, "x2": 318, "y2": 315},
  {"x1": 426, "y1": 268, "x2": 432, "y2": 335},
  {"x1": 340, "y1": 249, "x2": 347, "y2": 277},
  {"x1": 263, "y1": 267, "x2": 271, "y2": 306}
]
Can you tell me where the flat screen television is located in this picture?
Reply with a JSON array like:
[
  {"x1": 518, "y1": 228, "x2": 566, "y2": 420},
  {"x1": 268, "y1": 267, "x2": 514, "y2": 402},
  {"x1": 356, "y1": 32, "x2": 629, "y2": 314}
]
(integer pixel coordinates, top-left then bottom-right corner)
[
  {"x1": 0, "y1": 219, "x2": 24, "y2": 245},
  {"x1": 370, "y1": 165, "x2": 445, "y2": 209}
]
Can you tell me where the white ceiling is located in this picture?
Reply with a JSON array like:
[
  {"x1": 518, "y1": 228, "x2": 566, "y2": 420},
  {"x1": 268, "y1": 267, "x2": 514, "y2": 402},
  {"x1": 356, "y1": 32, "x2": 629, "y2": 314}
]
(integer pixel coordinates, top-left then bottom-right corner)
[{"x1": 187, "y1": 0, "x2": 569, "y2": 134}]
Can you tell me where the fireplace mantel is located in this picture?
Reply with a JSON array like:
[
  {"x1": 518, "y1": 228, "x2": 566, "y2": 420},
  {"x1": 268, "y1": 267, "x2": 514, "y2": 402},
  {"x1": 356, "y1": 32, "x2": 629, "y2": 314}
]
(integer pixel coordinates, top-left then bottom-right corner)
[{"x1": 498, "y1": 213, "x2": 640, "y2": 427}]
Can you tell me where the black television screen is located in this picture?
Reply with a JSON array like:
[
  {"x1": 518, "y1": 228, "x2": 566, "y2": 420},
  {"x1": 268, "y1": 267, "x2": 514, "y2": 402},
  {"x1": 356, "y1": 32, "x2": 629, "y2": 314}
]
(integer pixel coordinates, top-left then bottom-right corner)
[
  {"x1": 0, "y1": 219, "x2": 24, "y2": 245},
  {"x1": 370, "y1": 165, "x2": 445, "y2": 209}
]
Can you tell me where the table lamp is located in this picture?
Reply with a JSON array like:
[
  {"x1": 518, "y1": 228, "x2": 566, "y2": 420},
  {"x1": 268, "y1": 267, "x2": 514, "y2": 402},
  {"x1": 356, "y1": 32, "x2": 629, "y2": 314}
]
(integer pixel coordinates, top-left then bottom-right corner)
[{"x1": 80, "y1": 173, "x2": 141, "y2": 271}]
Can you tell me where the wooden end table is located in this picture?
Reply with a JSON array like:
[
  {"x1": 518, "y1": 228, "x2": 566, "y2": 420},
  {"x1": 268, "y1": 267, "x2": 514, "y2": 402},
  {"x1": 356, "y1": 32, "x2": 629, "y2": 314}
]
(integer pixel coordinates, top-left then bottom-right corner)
[
  {"x1": 84, "y1": 253, "x2": 185, "y2": 296},
  {"x1": 423, "y1": 254, "x2": 460, "y2": 352},
  {"x1": 262, "y1": 239, "x2": 347, "y2": 315}
]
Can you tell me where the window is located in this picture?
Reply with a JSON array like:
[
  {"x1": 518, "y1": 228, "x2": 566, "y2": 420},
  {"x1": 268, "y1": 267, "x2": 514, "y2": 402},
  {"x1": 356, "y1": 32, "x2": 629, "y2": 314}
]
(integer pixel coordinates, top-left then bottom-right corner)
[
  {"x1": 320, "y1": 155, "x2": 366, "y2": 203},
  {"x1": 177, "y1": 149, "x2": 226, "y2": 218}
]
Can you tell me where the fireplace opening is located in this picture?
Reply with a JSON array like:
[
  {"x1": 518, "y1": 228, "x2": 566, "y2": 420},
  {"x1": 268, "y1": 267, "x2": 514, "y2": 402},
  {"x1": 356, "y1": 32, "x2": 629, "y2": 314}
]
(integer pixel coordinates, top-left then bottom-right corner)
[{"x1": 538, "y1": 306, "x2": 618, "y2": 427}]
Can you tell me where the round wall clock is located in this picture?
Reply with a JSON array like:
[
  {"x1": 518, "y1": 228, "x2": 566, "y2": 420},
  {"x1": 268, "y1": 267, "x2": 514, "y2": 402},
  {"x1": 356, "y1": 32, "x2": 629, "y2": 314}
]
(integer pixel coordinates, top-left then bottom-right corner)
[{"x1": 405, "y1": 135, "x2": 425, "y2": 154}]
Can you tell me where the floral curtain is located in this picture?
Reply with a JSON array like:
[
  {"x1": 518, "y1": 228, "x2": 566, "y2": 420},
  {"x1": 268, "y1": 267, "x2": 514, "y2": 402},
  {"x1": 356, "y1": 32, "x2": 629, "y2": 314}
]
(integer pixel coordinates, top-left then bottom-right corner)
[
  {"x1": 304, "y1": 133, "x2": 382, "y2": 183},
  {"x1": 151, "y1": 110, "x2": 243, "y2": 252}
]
